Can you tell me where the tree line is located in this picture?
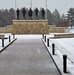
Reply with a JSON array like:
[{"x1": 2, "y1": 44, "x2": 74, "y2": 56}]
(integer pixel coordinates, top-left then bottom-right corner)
[
  {"x1": 67, "y1": 8, "x2": 74, "y2": 28},
  {"x1": 0, "y1": 7, "x2": 73, "y2": 27},
  {"x1": 0, "y1": 8, "x2": 15, "y2": 27}
]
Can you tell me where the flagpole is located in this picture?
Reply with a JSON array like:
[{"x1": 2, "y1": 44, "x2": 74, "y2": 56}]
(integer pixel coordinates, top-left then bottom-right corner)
[
  {"x1": 46, "y1": 0, "x2": 47, "y2": 20},
  {"x1": 30, "y1": 0, "x2": 32, "y2": 9},
  {"x1": 15, "y1": 0, "x2": 17, "y2": 19}
]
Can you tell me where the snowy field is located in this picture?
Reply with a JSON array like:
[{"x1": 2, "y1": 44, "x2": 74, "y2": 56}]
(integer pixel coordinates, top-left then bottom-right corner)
[
  {"x1": 43, "y1": 28, "x2": 74, "y2": 75},
  {"x1": 49, "y1": 37, "x2": 74, "y2": 74}
]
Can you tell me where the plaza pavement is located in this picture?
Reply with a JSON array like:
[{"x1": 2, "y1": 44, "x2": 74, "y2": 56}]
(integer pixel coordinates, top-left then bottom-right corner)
[{"x1": 0, "y1": 38, "x2": 61, "y2": 75}]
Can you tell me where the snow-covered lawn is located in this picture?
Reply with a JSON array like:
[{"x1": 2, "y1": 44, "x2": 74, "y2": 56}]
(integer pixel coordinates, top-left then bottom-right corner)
[
  {"x1": 50, "y1": 38, "x2": 74, "y2": 74},
  {"x1": 43, "y1": 32, "x2": 74, "y2": 75}
]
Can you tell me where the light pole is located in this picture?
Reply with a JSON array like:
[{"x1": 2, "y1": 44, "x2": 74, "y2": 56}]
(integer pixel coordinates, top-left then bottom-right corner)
[{"x1": 46, "y1": 0, "x2": 47, "y2": 20}]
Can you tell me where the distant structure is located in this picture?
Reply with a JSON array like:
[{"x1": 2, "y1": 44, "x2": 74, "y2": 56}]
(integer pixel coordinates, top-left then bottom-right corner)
[
  {"x1": 28, "y1": 8, "x2": 33, "y2": 20},
  {"x1": 15, "y1": 0, "x2": 48, "y2": 20},
  {"x1": 16, "y1": 8, "x2": 46, "y2": 20},
  {"x1": 35, "y1": 8, "x2": 39, "y2": 19},
  {"x1": 16, "y1": 8, "x2": 20, "y2": 19},
  {"x1": 22, "y1": 8, "x2": 26, "y2": 19},
  {"x1": 41, "y1": 8, "x2": 45, "y2": 19}
]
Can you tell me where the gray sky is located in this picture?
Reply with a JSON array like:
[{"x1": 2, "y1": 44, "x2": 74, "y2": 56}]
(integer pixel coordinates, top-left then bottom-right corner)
[{"x1": 0, "y1": 0, "x2": 74, "y2": 15}]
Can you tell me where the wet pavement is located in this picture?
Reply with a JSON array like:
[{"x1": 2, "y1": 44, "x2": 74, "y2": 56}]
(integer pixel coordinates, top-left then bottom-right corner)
[{"x1": 0, "y1": 38, "x2": 61, "y2": 75}]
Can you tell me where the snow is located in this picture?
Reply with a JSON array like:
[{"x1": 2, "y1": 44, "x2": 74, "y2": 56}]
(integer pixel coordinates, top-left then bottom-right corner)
[
  {"x1": 0, "y1": 27, "x2": 74, "y2": 74},
  {"x1": 43, "y1": 28, "x2": 74, "y2": 75},
  {"x1": 65, "y1": 27, "x2": 74, "y2": 33},
  {"x1": 12, "y1": 31, "x2": 74, "y2": 74},
  {"x1": 0, "y1": 33, "x2": 15, "y2": 50},
  {"x1": 15, "y1": 34, "x2": 42, "y2": 39},
  {"x1": 49, "y1": 38, "x2": 74, "y2": 74}
]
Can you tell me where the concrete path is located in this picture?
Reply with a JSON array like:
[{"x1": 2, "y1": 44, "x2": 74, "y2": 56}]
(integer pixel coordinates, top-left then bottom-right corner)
[{"x1": 0, "y1": 38, "x2": 61, "y2": 75}]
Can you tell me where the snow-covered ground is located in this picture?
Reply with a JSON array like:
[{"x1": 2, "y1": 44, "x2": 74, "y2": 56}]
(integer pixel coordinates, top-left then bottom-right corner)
[
  {"x1": 0, "y1": 28, "x2": 74, "y2": 75},
  {"x1": 15, "y1": 34, "x2": 42, "y2": 39},
  {"x1": 65, "y1": 27, "x2": 74, "y2": 33},
  {"x1": 43, "y1": 28, "x2": 74, "y2": 75},
  {"x1": 15, "y1": 32, "x2": 74, "y2": 74},
  {"x1": 0, "y1": 33, "x2": 15, "y2": 50},
  {"x1": 49, "y1": 37, "x2": 74, "y2": 74}
]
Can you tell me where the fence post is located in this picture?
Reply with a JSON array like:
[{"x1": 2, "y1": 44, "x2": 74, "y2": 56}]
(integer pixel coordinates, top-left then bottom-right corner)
[
  {"x1": 44, "y1": 35, "x2": 46, "y2": 42},
  {"x1": 52, "y1": 43, "x2": 55, "y2": 55},
  {"x1": 63, "y1": 55, "x2": 67, "y2": 73},
  {"x1": 9, "y1": 36, "x2": 11, "y2": 42},
  {"x1": 2, "y1": 38, "x2": 4, "y2": 47},
  {"x1": 47, "y1": 38, "x2": 49, "y2": 47}
]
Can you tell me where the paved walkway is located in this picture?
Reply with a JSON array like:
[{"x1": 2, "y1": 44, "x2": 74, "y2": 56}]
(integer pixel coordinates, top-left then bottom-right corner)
[{"x1": 0, "y1": 38, "x2": 60, "y2": 75}]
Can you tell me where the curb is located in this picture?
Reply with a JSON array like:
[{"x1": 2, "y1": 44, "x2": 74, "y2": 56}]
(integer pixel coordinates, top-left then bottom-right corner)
[{"x1": 0, "y1": 38, "x2": 17, "y2": 53}]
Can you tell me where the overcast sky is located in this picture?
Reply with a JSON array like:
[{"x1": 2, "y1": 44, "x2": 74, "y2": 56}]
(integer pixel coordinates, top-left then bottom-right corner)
[{"x1": 0, "y1": 0, "x2": 74, "y2": 15}]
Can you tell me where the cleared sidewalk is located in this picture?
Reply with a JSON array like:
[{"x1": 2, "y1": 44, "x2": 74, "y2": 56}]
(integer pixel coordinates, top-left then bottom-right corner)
[{"x1": 0, "y1": 37, "x2": 61, "y2": 75}]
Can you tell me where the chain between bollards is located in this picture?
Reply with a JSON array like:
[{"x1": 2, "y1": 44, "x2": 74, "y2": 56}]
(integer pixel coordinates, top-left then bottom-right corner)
[{"x1": 63, "y1": 55, "x2": 67, "y2": 73}]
